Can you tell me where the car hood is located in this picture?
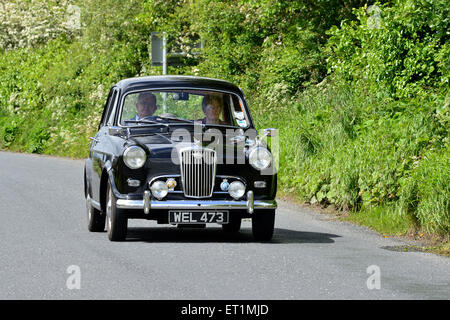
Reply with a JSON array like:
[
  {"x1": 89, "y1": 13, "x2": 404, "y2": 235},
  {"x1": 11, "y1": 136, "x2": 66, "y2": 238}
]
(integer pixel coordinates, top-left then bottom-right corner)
[{"x1": 129, "y1": 133, "x2": 249, "y2": 160}]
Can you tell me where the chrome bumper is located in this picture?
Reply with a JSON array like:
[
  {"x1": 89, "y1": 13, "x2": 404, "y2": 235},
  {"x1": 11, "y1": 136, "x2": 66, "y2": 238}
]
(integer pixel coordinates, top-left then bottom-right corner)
[{"x1": 115, "y1": 191, "x2": 276, "y2": 214}]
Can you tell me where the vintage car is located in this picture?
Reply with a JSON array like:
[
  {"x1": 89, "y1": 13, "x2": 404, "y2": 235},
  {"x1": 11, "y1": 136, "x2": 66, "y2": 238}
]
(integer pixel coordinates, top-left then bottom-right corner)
[{"x1": 84, "y1": 75, "x2": 277, "y2": 241}]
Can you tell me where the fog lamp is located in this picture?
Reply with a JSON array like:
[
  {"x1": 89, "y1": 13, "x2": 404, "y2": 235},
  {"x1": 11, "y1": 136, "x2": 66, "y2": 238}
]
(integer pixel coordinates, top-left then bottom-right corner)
[
  {"x1": 228, "y1": 181, "x2": 246, "y2": 200},
  {"x1": 150, "y1": 180, "x2": 168, "y2": 200}
]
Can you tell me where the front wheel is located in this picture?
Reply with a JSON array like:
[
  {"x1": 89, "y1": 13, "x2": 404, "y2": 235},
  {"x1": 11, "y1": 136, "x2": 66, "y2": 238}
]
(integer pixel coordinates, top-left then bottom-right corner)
[
  {"x1": 252, "y1": 209, "x2": 275, "y2": 241},
  {"x1": 105, "y1": 181, "x2": 128, "y2": 241}
]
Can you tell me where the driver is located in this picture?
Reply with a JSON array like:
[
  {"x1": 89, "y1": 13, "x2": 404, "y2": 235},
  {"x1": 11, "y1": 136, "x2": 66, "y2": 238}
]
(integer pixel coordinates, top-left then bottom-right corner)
[{"x1": 132, "y1": 92, "x2": 157, "y2": 120}]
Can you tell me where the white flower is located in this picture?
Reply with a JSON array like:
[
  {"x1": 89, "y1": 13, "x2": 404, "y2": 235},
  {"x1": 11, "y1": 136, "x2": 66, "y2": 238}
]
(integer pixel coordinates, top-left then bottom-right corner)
[{"x1": 0, "y1": 0, "x2": 79, "y2": 51}]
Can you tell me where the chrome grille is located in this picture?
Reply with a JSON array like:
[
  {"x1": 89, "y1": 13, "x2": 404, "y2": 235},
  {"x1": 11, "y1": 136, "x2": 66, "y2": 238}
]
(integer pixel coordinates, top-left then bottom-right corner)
[{"x1": 179, "y1": 147, "x2": 216, "y2": 198}]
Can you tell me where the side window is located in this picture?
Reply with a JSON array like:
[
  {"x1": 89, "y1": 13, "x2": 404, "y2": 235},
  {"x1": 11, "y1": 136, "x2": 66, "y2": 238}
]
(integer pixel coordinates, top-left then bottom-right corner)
[
  {"x1": 99, "y1": 88, "x2": 114, "y2": 129},
  {"x1": 106, "y1": 89, "x2": 119, "y2": 126}
]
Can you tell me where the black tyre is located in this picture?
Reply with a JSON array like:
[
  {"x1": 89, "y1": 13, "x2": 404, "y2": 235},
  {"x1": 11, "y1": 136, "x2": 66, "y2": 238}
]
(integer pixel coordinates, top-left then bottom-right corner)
[
  {"x1": 86, "y1": 195, "x2": 105, "y2": 232},
  {"x1": 105, "y1": 181, "x2": 128, "y2": 241},
  {"x1": 252, "y1": 209, "x2": 275, "y2": 241},
  {"x1": 222, "y1": 212, "x2": 242, "y2": 233}
]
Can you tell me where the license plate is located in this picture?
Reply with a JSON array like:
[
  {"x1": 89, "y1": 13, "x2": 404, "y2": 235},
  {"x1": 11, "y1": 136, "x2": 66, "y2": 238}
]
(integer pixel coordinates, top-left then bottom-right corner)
[{"x1": 169, "y1": 211, "x2": 229, "y2": 224}]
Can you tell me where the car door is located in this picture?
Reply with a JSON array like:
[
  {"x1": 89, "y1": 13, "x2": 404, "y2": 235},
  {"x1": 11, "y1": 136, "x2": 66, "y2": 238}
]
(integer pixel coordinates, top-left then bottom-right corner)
[{"x1": 89, "y1": 87, "x2": 119, "y2": 203}]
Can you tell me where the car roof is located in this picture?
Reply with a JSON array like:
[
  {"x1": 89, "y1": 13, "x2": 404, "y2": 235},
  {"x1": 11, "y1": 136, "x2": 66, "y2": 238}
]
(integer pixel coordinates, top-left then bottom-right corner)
[{"x1": 115, "y1": 75, "x2": 245, "y2": 96}]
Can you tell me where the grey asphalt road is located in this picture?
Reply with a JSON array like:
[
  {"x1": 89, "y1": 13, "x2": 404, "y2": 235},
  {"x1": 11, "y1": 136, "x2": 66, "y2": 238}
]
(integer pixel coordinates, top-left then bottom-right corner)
[{"x1": 0, "y1": 151, "x2": 448, "y2": 300}]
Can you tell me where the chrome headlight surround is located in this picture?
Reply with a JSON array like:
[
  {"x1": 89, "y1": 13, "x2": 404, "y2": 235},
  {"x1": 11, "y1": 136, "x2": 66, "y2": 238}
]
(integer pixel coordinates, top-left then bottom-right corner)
[
  {"x1": 248, "y1": 147, "x2": 272, "y2": 171},
  {"x1": 123, "y1": 146, "x2": 147, "y2": 169}
]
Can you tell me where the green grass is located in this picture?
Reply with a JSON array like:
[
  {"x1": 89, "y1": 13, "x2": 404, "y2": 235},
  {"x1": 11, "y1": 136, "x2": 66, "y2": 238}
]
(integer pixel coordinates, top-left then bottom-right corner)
[
  {"x1": 251, "y1": 82, "x2": 449, "y2": 236},
  {"x1": 345, "y1": 205, "x2": 415, "y2": 236}
]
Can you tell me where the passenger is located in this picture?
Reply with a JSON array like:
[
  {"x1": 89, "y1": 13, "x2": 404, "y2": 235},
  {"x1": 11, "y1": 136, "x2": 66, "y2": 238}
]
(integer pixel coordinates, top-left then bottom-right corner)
[{"x1": 200, "y1": 94, "x2": 227, "y2": 125}]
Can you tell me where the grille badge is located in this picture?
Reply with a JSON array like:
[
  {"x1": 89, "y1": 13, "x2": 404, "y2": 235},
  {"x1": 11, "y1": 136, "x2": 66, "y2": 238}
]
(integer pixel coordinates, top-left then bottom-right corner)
[
  {"x1": 166, "y1": 178, "x2": 177, "y2": 190},
  {"x1": 192, "y1": 151, "x2": 203, "y2": 160}
]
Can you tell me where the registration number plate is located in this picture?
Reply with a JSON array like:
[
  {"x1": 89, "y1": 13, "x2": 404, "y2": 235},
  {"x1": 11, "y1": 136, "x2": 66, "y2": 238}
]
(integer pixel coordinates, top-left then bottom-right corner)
[{"x1": 169, "y1": 211, "x2": 229, "y2": 224}]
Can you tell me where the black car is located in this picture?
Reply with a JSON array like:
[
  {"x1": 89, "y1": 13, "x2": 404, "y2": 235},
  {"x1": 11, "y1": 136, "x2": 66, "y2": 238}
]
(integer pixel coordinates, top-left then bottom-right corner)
[{"x1": 84, "y1": 75, "x2": 277, "y2": 241}]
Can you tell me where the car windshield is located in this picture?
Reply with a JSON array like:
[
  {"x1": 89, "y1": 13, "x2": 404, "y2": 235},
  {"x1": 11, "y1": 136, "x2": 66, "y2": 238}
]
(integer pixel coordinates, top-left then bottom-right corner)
[{"x1": 119, "y1": 90, "x2": 250, "y2": 128}]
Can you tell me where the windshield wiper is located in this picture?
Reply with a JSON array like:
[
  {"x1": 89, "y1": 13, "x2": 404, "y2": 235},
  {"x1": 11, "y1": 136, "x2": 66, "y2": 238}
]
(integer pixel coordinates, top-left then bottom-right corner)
[
  {"x1": 156, "y1": 116, "x2": 240, "y2": 129},
  {"x1": 156, "y1": 116, "x2": 195, "y2": 124},
  {"x1": 158, "y1": 118, "x2": 240, "y2": 130},
  {"x1": 123, "y1": 119, "x2": 168, "y2": 127},
  {"x1": 201, "y1": 123, "x2": 241, "y2": 129},
  {"x1": 124, "y1": 118, "x2": 240, "y2": 130}
]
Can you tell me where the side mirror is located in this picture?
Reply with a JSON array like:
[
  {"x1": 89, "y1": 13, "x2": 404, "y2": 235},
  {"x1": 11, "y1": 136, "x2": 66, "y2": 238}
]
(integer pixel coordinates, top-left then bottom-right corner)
[
  {"x1": 263, "y1": 128, "x2": 277, "y2": 138},
  {"x1": 108, "y1": 126, "x2": 123, "y2": 136},
  {"x1": 256, "y1": 128, "x2": 277, "y2": 145}
]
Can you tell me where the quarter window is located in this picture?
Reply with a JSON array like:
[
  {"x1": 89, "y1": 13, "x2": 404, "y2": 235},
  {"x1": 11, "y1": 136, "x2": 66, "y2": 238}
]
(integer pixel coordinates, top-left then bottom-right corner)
[{"x1": 106, "y1": 89, "x2": 119, "y2": 125}]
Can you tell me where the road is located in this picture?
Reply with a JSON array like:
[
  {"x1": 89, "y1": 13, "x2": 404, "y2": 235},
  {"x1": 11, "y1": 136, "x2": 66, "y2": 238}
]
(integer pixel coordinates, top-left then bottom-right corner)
[{"x1": 0, "y1": 151, "x2": 448, "y2": 300}]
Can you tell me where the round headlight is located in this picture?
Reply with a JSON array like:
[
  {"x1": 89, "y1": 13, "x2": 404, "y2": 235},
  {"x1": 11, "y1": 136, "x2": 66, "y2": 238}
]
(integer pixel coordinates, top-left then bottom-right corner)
[
  {"x1": 123, "y1": 146, "x2": 146, "y2": 169},
  {"x1": 150, "y1": 180, "x2": 169, "y2": 200},
  {"x1": 249, "y1": 147, "x2": 272, "y2": 170},
  {"x1": 228, "y1": 181, "x2": 246, "y2": 200}
]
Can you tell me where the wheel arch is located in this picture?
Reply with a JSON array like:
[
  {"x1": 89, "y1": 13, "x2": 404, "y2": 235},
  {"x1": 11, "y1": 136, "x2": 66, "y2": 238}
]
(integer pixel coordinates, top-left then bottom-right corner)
[{"x1": 99, "y1": 159, "x2": 116, "y2": 213}]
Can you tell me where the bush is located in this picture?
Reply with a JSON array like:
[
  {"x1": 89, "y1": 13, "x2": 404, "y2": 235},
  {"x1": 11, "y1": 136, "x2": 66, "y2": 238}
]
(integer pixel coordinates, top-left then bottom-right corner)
[
  {"x1": 326, "y1": 0, "x2": 450, "y2": 98},
  {"x1": 399, "y1": 149, "x2": 450, "y2": 234},
  {"x1": 255, "y1": 81, "x2": 448, "y2": 234},
  {"x1": 0, "y1": 116, "x2": 21, "y2": 148},
  {"x1": 0, "y1": 0, "x2": 79, "y2": 51},
  {"x1": 25, "y1": 120, "x2": 51, "y2": 154},
  {"x1": 0, "y1": 0, "x2": 152, "y2": 156}
]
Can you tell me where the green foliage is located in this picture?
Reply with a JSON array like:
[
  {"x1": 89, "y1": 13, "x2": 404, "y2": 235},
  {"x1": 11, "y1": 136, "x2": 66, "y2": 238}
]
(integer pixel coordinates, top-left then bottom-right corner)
[
  {"x1": 327, "y1": 0, "x2": 450, "y2": 98},
  {"x1": 258, "y1": 29, "x2": 327, "y2": 94},
  {"x1": 0, "y1": 0, "x2": 448, "y2": 235},
  {"x1": 348, "y1": 204, "x2": 415, "y2": 236},
  {"x1": 399, "y1": 148, "x2": 450, "y2": 233},
  {"x1": 137, "y1": 0, "x2": 374, "y2": 92},
  {"x1": 0, "y1": 116, "x2": 21, "y2": 147},
  {"x1": 257, "y1": 82, "x2": 448, "y2": 234},
  {"x1": 0, "y1": 0, "x2": 78, "y2": 51},
  {"x1": 25, "y1": 120, "x2": 51, "y2": 154},
  {"x1": 0, "y1": 0, "x2": 153, "y2": 157}
]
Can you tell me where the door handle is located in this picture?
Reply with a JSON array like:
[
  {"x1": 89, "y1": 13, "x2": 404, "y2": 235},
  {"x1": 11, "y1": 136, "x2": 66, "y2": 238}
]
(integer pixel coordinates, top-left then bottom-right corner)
[{"x1": 89, "y1": 137, "x2": 99, "y2": 143}]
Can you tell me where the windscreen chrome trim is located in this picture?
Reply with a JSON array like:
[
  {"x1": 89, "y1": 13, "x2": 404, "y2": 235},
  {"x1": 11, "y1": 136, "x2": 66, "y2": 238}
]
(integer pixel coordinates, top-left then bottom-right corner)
[{"x1": 116, "y1": 87, "x2": 252, "y2": 129}]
